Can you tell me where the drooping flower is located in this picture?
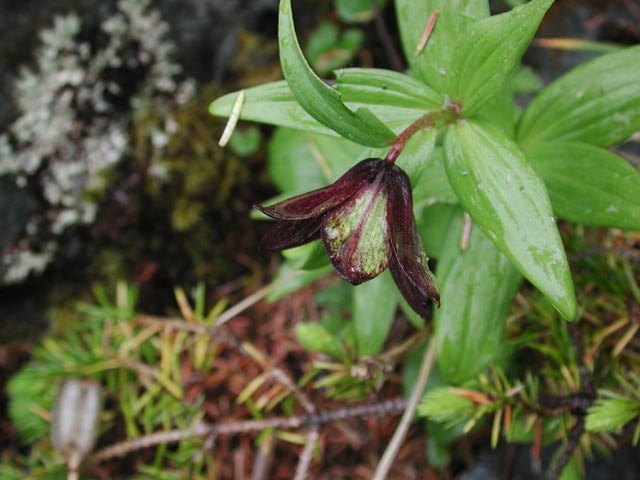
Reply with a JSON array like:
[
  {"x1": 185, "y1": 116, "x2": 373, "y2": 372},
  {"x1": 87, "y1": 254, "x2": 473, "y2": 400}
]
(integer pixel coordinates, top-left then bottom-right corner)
[{"x1": 255, "y1": 158, "x2": 439, "y2": 316}]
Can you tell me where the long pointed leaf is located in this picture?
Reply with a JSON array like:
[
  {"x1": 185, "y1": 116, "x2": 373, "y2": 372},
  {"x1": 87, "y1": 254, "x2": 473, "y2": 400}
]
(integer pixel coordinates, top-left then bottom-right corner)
[
  {"x1": 448, "y1": 0, "x2": 553, "y2": 115},
  {"x1": 279, "y1": 0, "x2": 395, "y2": 147},
  {"x1": 353, "y1": 271, "x2": 398, "y2": 356},
  {"x1": 528, "y1": 141, "x2": 640, "y2": 230},
  {"x1": 444, "y1": 119, "x2": 576, "y2": 320},
  {"x1": 517, "y1": 45, "x2": 640, "y2": 148},
  {"x1": 394, "y1": 0, "x2": 489, "y2": 92},
  {"x1": 210, "y1": 75, "x2": 431, "y2": 135},
  {"x1": 435, "y1": 208, "x2": 522, "y2": 384}
]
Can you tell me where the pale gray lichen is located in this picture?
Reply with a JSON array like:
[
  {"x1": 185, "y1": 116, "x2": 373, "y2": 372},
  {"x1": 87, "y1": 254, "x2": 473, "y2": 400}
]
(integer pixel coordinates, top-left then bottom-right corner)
[{"x1": 0, "y1": 0, "x2": 191, "y2": 284}]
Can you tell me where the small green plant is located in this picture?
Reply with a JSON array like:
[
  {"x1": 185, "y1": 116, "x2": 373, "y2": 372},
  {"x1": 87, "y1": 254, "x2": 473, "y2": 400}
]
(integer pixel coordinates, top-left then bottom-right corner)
[
  {"x1": 211, "y1": 0, "x2": 640, "y2": 476},
  {"x1": 212, "y1": 0, "x2": 640, "y2": 379}
]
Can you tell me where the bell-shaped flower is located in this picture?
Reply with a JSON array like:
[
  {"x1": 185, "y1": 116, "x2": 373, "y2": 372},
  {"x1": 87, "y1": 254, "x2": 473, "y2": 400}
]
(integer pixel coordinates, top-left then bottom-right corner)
[{"x1": 255, "y1": 158, "x2": 439, "y2": 317}]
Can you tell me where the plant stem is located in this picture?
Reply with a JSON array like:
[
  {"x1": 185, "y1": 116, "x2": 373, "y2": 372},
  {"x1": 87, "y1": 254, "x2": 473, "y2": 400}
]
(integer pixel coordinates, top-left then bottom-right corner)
[{"x1": 384, "y1": 104, "x2": 460, "y2": 165}]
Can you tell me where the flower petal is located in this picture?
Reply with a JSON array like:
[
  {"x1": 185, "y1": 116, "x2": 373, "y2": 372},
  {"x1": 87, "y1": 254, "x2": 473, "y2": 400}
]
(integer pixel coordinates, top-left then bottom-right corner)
[
  {"x1": 387, "y1": 165, "x2": 440, "y2": 316},
  {"x1": 321, "y1": 166, "x2": 392, "y2": 284},
  {"x1": 255, "y1": 158, "x2": 384, "y2": 220},
  {"x1": 259, "y1": 217, "x2": 322, "y2": 251}
]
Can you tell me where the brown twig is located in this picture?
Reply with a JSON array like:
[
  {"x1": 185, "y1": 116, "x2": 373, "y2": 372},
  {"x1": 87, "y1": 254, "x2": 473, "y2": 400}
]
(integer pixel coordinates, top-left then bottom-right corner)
[
  {"x1": 294, "y1": 427, "x2": 319, "y2": 480},
  {"x1": 88, "y1": 398, "x2": 408, "y2": 464},
  {"x1": 546, "y1": 418, "x2": 585, "y2": 480},
  {"x1": 373, "y1": 2, "x2": 405, "y2": 72},
  {"x1": 372, "y1": 336, "x2": 437, "y2": 480}
]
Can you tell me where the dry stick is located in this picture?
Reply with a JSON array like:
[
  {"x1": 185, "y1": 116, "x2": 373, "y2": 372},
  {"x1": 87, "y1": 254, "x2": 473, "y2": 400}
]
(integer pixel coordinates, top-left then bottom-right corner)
[
  {"x1": 415, "y1": 11, "x2": 439, "y2": 55},
  {"x1": 89, "y1": 398, "x2": 408, "y2": 464},
  {"x1": 213, "y1": 271, "x2": 301, "y2": 327},
  {"x1": 546, "y1": 419, "x2": 585, "y2": 480},
  {"x1": 372, "y1": 336, "x2": 437, "y2": 480},
  {"x1": 294, "y1": 427, "x2": 319, "y2": 480},
  {"x1": 373, "y1": 4, "x2": 405, "y2": 72}
]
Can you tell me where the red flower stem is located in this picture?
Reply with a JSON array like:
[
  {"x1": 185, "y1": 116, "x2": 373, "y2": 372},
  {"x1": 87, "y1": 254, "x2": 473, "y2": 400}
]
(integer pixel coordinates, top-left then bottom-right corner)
[{"x1": 385, "y1": 105, "x2": 458, "y2": 165}]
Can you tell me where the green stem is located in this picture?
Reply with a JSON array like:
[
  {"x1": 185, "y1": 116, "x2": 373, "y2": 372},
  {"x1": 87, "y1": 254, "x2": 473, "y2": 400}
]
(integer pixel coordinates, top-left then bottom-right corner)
[{"x1": 384, "y1": 103, "x2": 461, "y2": 165}]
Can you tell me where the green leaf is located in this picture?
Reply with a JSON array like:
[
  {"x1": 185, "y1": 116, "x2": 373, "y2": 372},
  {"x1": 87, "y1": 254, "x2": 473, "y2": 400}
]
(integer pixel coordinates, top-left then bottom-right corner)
[
  {"x1": 527, "y1": 141, "x2": 640, "y2": 230},
  {"x1": 413, "y1": 146, "x2": 459, "y2": 211},
  {"x1": 279, "y1": 0, "x2": 395, "y2": 147},
  {"x1": 334, "y1": 68, "x2": 443, "y2": 111},
  {"x1": 394, "y1": 0, "x2": 490, "y2": 92},
  {"x1": 477, "y1": 66, "x2": 543, "y2": 138},
  {"x1": 296, "y1": 322, "x2": 347, "y2": 360},
  {"x1": 268, "y1": 127, "x2": 365, "y2": 193},
  {"x1": 336, "y1": 0, "x2": 387, "y2": 23},
  {"x1": 434, "y1": 208, "x2": 522, "y2": 384},
  {"x1": 395, "y1": 128, "x2": 436, "y2": 185},
  {"x1": 444, "y1": 119, "x2": 576, "y2": 320},
  {"x1": 419, "y1": 203, "x2": 460, "y2": 259},
  {"x1": 209, "y1": 73, "x2": 433, "y2": 136},
  {"x1": 448, "y1": 0, "x2": 553, "y2": 115},
  {"x1": 306, "y1": 22, "x2": 364, "y2": 75},
  {"x1": 517, "y1": 45, "x2": 640, "y2": 148},
  {"x1": 268, "y1": 128, "x2": 327, "y2": 192},
  {"x1": 282, "y1": 241, "x2": 331, "y2": 271},
  {"x1": 353, "y1": 271, "x2": 398, "y2": 356},
  {"x1": 210, "y1": 81, "x2": 334, "y2": 136},
  {"x1": 586, "y1": 397, "x2": 640, "y2": 433}
]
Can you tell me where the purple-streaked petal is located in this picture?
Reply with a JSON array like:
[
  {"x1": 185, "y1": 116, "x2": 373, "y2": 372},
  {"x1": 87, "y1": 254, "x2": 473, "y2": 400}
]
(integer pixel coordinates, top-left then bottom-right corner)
[
  {"x1": 255, "y1": 158, "x2": 385, "y2": 220},
  {"x1": 387, "y1": 165, "x2": 440, "y2": 316},
  {"x1": 321, "y1": 166, "x2": 391, "y2": 284},
  {"x1": 259, "y1": 217, "x2": 322, "y2": 251}
]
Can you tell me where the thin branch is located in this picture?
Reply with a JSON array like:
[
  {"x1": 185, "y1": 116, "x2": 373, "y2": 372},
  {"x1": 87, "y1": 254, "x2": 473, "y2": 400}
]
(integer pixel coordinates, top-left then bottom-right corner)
[
  {"x1": 294, "y1": 427, "x2": 319, "y2": 480},
  {"x1": 415, "y1": 11, "x2": 439, "y2": 55},
  {"x1": 546, "y1": 418, "x2": 585, "y2": 480},
  {"x1": 372, "y1": 336, "x2": 437, "y2": 480},
  {"x1": 213, "y1": 271, "x2": 301, "y2": 327},
  {"x1": 89, "y1": 398, "x2": 408, "y2": 464},
  {"x1": 372, "y1": 1, "x2": 405, "y2": 71}
]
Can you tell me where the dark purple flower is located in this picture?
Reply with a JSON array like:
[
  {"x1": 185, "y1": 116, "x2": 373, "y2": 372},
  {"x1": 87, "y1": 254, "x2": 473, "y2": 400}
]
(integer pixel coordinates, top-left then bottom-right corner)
[{"x1": 255, "y1": 158, "x2": 440, "y2": 316}]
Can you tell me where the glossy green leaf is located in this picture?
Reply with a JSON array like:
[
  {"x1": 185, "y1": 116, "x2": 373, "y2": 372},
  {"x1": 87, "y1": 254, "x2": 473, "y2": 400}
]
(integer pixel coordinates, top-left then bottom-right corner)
[
  {"x1": 268, "y1": 127, "x2": 328, "y2": 192},
  {"x1": 395, "y1": 128, "x2": 436, "y2": 185},
  {"x1": 210, "y1": 81, "x2": 335, "y2": 136},
  {"x1": 478, "y1": 66, "x2": 543, "y2": 138},
  {"x1": 279, "y1": 0, "x2": 395, "y2": 147},
  {"x1": 282, "y1": 241, "x2": 331, "y2": 271},
  {"x1": 334, "y1": 68, "x2": 443, "y2": 110},
  {"x1": 419, "y1": 203, "x2": 459, "y2": 259},
  {"x1": 527, "y1": 141, "x2": 640, "y2": 230},
  {"x1": 434, "y1": 208, "x2": 522, "y2": 384},
  {"x1": 268, "y1": 127, "x2": 365, "y2": 195},
  {"x1": 210, "y1": 73, "x2": 431, "y2": 136},
  {"x1": 517, "y1": 45, "x2": 640, "y2": 148},
  {"x1": 444, "y1": 119, "x2": 576, "y2": 320},
  {"x1": 448, "y1": 0, "x2": 553, "y2": 115},
  {"x1": 394, "y1": 0, "x2": 489, "y2": 92},
  {"x1": 413, "y1": 146, "x2": 459, "y2": 211},
  {"x1": 353, "y1": 271, "x2": 398, "y2": 356}
]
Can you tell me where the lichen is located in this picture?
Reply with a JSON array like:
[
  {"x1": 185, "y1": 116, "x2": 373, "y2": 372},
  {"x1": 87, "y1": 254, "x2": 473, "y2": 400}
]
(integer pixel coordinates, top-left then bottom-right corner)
[{"x1": 0, "y1": 0, "x2": 190, "y2": 284}]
